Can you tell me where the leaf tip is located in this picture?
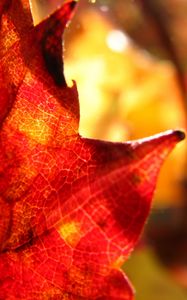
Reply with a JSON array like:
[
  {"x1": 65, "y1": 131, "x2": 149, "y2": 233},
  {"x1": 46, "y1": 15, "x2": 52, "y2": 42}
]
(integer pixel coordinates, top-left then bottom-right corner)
[
  {"x1": 30, "y1": 0, "x2": 77, "y2": 26},
  {"x1": 173, "y1": 129, "x2": 186, "y2": 142},
  {"x1": 39, "y1": 0, "x2": 78, "y2": 86}
]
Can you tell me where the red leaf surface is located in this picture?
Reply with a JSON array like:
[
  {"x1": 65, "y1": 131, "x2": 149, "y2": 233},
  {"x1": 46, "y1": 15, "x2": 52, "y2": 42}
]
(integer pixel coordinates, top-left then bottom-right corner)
[{"x1": 0, "y1": 0, "x2": 185, "y2": 299}]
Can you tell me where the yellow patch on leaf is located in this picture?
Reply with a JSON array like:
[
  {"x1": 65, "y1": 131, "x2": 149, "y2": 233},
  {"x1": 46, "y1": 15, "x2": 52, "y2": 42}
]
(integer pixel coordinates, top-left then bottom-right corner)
[{"x1": 58, "y1": 221, "x2": 81, "y2": 247}]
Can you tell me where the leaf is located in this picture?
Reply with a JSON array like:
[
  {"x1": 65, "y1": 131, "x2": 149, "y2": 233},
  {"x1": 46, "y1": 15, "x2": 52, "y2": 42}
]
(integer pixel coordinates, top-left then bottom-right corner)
[{"x1": 0, "y1": 0, "x2": 185, "y2": 299}]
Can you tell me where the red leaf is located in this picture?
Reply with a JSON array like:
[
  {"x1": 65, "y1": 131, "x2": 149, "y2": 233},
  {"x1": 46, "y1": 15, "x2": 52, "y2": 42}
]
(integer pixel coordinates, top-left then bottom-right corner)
[{"x1": 0, "y1": 0, "x2": 185, "y2": 299}]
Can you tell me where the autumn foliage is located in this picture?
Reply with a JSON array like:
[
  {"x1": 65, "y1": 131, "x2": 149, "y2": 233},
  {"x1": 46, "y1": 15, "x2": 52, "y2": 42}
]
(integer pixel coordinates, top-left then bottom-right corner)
[{"x1": 0, "y1": 0, "x2": 185, "y2": 299}]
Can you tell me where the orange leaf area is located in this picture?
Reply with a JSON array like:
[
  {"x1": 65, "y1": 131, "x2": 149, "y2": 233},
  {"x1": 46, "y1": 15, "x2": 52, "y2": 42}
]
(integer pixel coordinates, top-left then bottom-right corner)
[{"x1": 0, "y1": 0, "x2": 185, "y2": 299}]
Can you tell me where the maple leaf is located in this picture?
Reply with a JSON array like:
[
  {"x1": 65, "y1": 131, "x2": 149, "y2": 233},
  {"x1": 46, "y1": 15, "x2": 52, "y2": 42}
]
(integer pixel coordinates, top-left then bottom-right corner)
[{"x1": 0, "y1": 0, "x2": 185, "y2": 299}]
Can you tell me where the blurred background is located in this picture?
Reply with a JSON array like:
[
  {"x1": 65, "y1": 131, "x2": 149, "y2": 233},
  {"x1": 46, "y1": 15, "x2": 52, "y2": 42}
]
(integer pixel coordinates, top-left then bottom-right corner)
[{"x1": 33, "y1": 0, "x2": 187, "y2": 298}]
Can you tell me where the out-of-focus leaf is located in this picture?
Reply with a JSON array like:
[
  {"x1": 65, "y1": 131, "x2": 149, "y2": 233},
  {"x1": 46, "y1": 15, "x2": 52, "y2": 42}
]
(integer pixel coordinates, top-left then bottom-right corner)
[{"x1": 125, "y1": 248, "x2": 187, "y2": 300}]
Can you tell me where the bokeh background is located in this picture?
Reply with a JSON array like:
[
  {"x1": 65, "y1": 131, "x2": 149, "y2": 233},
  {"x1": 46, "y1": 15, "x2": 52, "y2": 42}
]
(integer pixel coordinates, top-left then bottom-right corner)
[{"x1": 33, "y1": 0, "x2": 187, "y2": 298}]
